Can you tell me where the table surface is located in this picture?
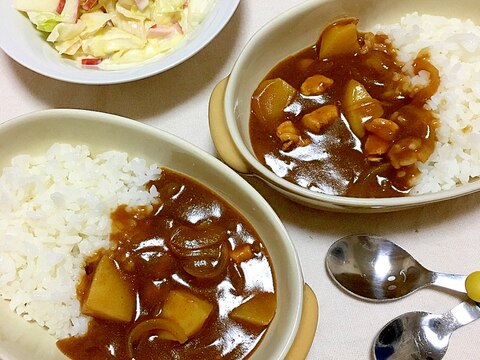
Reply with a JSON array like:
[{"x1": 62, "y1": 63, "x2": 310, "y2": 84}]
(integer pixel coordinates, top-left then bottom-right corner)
[{"x1": 2, "y1": 1, "x2": 480, "y2": 359}]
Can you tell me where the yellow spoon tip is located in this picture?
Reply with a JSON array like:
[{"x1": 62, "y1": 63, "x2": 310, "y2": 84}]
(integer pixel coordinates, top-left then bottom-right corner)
[{"x1": 465, "y1": 271, "x2": 480, "y2": 302}]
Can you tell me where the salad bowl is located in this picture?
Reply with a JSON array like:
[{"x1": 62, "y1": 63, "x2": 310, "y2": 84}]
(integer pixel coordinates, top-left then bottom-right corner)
[{"x1": 0, "y1": 0, "x2": 239, "y2": 84}]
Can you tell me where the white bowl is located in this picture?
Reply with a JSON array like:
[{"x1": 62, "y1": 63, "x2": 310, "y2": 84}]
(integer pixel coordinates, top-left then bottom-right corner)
[
  {"x1": 0, "y1": 109, "x2": 317, "y2": 360},
  {"x1": 209, "y1": 0, "x2": 480, "y2": 213},
  {"x1": 0, "y1": 1, "x2": 239, "y2": 85}
]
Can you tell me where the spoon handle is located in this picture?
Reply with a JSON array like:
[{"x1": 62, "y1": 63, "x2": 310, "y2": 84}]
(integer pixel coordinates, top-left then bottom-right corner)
[
  {"x1": 443, "y1": 300, "x2": 480, "y2": 332},
  {"x1": 431, "y1": 272, "x2": 467, "y2": 293}
]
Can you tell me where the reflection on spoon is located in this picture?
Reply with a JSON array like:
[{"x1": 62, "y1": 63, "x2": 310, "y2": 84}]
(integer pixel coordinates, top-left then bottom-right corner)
[
  {"x1": 325, "y1": 234, "x2": 467, "y2": 301},
  {"x1": 373, "y1": 300, "x2": 480, "y2": 360}
]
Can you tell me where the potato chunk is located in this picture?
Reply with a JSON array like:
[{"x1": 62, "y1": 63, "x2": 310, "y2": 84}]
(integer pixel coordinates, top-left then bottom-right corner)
[
  {"x1": 251, "y1": 78, "x2": 297, "y2": 123},
  {"x1": 230, "y1": 293, "x2": 276, "y2": 327},
  {"x1": 343, "y1": 79, "x2": 384, "y2": 138},
  {"x1": 82, "y1": 255, "x2": 135, "y2": 322},
  {"x1": 160, "y1": 290, "x2": 214, "y2": 339},
  {"x1": 319, "y1": 20, "x2": 361, "y2": 58}
]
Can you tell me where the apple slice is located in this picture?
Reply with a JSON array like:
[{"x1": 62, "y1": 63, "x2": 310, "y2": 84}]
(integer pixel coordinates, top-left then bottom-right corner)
[
  {"x1": 81, "y1": 0, "x2": 98, "y2": 11},
  {"x1": 56, "y1": 0, "x2": 65, "y2": 13}
]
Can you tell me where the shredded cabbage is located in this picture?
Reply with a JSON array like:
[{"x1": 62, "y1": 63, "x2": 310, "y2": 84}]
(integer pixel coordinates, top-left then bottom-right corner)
[
  {"x1": 27, "y1": 11, "x2": 63, "y2": 32},
  {"x1": 14, "y1": 0, "x2": 216, "y2": 68}
]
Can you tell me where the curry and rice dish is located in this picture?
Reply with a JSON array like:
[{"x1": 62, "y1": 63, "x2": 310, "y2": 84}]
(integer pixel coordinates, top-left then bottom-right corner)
[
  {"x1": 249, "y1": 18, "x2": 440, "y2": 197},
  {"x1": 58, "y1": 170, "x2": 276, "y2": 360},
  {"x1": 0, "y1": 144, "x2": 276, "y2": 360}
]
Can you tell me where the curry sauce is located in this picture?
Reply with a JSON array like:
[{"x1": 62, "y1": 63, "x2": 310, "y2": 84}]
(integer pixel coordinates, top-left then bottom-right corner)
[{"x1": 57, "y1": 169, "x2": 276, "y2": 360}]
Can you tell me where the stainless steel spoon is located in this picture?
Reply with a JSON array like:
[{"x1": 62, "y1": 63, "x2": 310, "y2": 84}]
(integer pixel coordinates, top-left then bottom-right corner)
[
  {"x1": 325, "y1": 234, "x2": 467, "y2": 301},
  {"x1": 373, "y1": 300, "x2": 480, "y2": 360}
]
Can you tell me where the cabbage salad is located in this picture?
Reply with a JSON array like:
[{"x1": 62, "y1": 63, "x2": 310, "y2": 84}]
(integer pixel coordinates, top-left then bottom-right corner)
[{"x1": 13, "y1": 0, "x2": 215, "y2": 68}]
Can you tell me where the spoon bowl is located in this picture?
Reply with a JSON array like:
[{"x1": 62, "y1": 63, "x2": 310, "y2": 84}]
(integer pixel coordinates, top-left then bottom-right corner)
[
  {"x1": 325, "y1": 234, "x2": 466, "y2": 301},
  {"x1": 374, "y1": 311, "x2": 450, "y2": 360},
  {"x1": 373, "y1": 301, "x2": 480, "y2": 360}
]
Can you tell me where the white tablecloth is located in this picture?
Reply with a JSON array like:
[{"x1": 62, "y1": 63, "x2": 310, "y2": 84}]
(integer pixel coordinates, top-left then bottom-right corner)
[{"x1": 1, "y1": 1, "x2": 480, "y2": 359}]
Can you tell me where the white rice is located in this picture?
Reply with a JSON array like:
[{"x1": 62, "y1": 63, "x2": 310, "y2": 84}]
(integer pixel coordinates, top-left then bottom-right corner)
[
  {"x1": 372, "y1": 13, "x2": 480, "y2": 194},
  {"x1": 0, "y1": 143, "x2": 160, "y2": 339}
]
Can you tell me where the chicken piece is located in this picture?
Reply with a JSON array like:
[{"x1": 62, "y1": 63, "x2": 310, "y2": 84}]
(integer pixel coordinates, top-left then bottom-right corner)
[
  {"x1": 300, "y1": 74, "x2": 334, "y2": 96},
  {"x1": 395, "y1": 166, "x2": 421, "y2": 189},
  {"x1": 364, "y1": 134, "x2": 392, "y2": 157},
  {"x1": 364, "y1": 118, "x2": 400, "y2": 141},
  {"x1": 276, "y1": 121, "x2": 309, "y2": 150},
  {"x1": 360, "y1": 32, "x2": 390, "y2": 54},
  {"x1": 301, "y1": 105, "x2": 339, "y2": 133},
  {"x1": 388, "y1": 137, "x2": 423, "y2": 169}
]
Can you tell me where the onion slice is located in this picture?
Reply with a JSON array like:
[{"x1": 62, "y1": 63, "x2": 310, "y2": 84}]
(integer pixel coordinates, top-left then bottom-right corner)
[
  {"x1": 181, "y1": 243, "x2": 229, "y2": 279},
  {"x1": 169, "y1": 225, "x2": 226, "y2": 257},
  {"x1": 128, "y1": 318, "x2": 188, "y2": 356}
]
